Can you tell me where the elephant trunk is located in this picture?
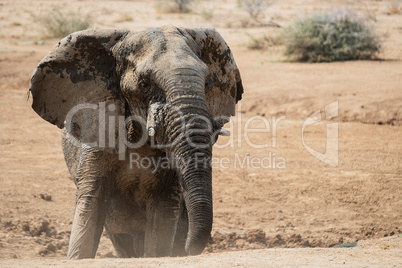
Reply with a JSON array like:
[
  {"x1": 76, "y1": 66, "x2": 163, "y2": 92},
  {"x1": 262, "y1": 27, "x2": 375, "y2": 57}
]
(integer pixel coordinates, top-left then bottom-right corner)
[{"x1": 164, "y1": 72, "x2": 213, "y2": 255}]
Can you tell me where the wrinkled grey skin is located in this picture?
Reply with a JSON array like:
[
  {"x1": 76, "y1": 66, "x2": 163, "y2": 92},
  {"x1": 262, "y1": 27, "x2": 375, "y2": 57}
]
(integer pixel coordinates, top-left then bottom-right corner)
[{"x1": 29, "y1": 26, "x2": 243, "y2": 259}]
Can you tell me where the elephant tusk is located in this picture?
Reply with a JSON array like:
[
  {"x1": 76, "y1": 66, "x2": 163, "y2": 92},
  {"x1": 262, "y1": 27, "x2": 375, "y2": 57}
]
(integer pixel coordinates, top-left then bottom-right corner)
[
  {"x1": 219, "y1": 129, "x2": 230, "y2": 136},
  {"x1": 147, "y1": 103, "x2": 162, "y2": 137},
  {"x1": 148, "y1": 127, "x2": 156, "y2": 137}
]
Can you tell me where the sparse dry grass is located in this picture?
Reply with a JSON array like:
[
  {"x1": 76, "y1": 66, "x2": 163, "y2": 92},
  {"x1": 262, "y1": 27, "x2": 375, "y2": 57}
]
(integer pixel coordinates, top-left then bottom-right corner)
[
  {"x1": 116, "y1": 14, "x2": 134, "y2": 23},
  {"x1": 201, "y1": 9, "x2": 214, "y2": 21},
  {"x1": 238, "y1": 0, "x2": 271, "y2": 20},
  {"x1": 387, "y1": 0, "x2": 401, "y2": 15},
  {"x1": 39, "y1": 9, "x2": 90, "y2": 38},
  {"x1": 155, "y1": 0, "x2": 192, "y2": 14},
  {"x1": 247, "y1": 32, "x2": 283, "y2": 50},
  {"x1": 11, "y1": 22, "x2": 22, "y2": 27}
]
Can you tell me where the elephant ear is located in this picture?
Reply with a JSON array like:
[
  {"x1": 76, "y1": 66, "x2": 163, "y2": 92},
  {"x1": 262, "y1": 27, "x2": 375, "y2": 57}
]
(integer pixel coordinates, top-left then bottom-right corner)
[
  {"x1": 183, "y1": 28, "x2": 244, "y2": 125},
  {"x1": 29, "y1": 29, "x2": 129, "y2": 150}
]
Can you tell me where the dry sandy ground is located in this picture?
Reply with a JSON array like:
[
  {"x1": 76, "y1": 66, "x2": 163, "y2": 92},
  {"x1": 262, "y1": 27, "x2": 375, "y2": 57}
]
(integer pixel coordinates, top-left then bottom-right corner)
[
  {"x1": 0, "y1": 0, "x2": 401, "y2": 266},
  {"x1": 1, "y1": 239, "x2": 402, "y2": 267}
]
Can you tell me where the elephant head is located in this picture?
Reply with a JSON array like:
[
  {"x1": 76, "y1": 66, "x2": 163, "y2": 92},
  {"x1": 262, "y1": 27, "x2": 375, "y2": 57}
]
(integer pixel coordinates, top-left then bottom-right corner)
[{"x1": 29, "y1": 26, "x2": 243, "y2": 255}]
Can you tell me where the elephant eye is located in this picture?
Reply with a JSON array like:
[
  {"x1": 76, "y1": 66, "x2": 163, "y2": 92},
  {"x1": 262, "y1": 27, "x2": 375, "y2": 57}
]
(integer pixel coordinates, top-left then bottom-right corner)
[
  {"x1": 139, "y1": 81, "x2": 147, "y2": 89},
  {"x1": 136, "y1": 69, "x2": 153, "y2": 92},
  {"x1": 138, "y1": 77, "x2": 151, "y2": 92}
]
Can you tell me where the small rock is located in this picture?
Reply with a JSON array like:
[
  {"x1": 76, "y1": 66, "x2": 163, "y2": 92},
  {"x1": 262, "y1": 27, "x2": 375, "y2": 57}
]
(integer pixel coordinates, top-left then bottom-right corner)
[
  {"x1": 246, "y1": 229, "x2": 267, "y2": 245},
  {"x1": 103, "y1": 251, "x2": 115, "y2": 258},
  {"x1": 40, "y1": 194, "x2": 52, "y2": 201},
  {"x1": 46, "y1": 243, "x2": 56, "y2": 252},
  {"x1": 39, "y1": 249, "x2": 47, "y2": 256},
  {"x1": 22, "y1": 222, "x2": 30, "y2": 232},
  {"x1": 31, "y1": 220, "x2": 50, "y2": 236},
  {"x1": 56, "y1": 241, "x2": 66, "y2": 249},
  {"x1": 235, "y1": 239, "x2": 244, "y2": 248}
]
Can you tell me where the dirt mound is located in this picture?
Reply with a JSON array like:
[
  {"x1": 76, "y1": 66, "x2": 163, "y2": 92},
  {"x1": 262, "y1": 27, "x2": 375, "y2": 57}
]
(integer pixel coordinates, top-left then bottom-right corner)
[
  {"x1": 206, "y1": 226, "x2": 401, "y2": 253},
  {"x1": 242, "y1": 86, "x2": 402, "y2": 126},
  {"x1": 206, "y1": 229, "x2": 323, "y2": 252},
  {"x1": 1, "y1": 218, "x2": 70, "y2": 258}
]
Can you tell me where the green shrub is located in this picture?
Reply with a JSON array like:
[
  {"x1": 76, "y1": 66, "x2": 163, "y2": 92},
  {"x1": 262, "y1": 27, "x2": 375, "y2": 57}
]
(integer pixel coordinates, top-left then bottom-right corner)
[
  {"x1": 283, "y1": 9, "x2": 381, "y2": 62},
  {"x1": 40, "y1": 9, "x2": 90, "y2": 38}
]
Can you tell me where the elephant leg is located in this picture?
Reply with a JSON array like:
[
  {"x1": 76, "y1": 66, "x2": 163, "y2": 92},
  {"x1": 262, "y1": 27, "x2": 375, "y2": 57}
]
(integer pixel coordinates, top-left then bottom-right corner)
[
  {"x1": 104, "y1": 222, "x2": 145, "y2": 258},
  {"x1": 132, "y1": 232, "x2": 145, "y2": 257},
  {"x1": 66, "y1": 147, "x2": 113, "y2": 259},
  {"x1": 144, "y1": 186, "x2": 182, "y2": 257},
  {"x1": 144, "y1": 201, "x2": 180, "y2": 257},
  {"x1": 172, "y1": 204, "x2": 188, "y2": 256},
  {"x1": 104, "y1": 193, "x2": 146, "y2": 257},
  {"x1": 105, "y1": 231, "x2": 135, "y2": 258},
  {"x1": 67, "y1": 188, "x2": 108, "y2": 259}
]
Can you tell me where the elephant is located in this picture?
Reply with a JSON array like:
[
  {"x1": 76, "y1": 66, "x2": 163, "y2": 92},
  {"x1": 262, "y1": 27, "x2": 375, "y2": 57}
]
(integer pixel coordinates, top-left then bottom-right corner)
[{"x1": 29, "y1": 26, "x2": 243, "y2": 259}]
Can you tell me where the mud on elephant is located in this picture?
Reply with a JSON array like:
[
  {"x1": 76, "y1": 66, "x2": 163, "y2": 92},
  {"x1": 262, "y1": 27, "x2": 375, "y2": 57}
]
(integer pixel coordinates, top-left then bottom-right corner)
[{"x1": 29, "y1": 26, "x2": 243, "y2": 259}]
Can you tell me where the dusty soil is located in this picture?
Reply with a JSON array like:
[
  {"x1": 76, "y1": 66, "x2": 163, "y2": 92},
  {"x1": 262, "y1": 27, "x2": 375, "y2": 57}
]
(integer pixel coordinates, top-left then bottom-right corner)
[{"x1": 0, "y1": 0, "x2": 401, "y2": 266}]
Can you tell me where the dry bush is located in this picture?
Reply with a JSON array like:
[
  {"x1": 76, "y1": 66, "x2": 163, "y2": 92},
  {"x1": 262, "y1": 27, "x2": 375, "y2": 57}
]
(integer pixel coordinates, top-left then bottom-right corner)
[
  {"x1": 156, "y1": 0, "x2": 193, "y2": 14},
  {"x1": 173, "y1": 0, "x2": 192, "y2": 13},
  {"x1": 247, "y1": 33, "x2": 283, "y2": 50},
  {"x1": 283, "y1": 9, "x2": 381, "y2": 62},
  {"x1": 40, "y1": 9, "x2": 90, "y2": 38},
  {"x1": 201, "y1": 9, "x2": 214, "y2": 20},
  {"x1": 237, "y1": 0, "x2": 280, "y2": 28},
  {"x1": 238, "y1": 0, "x2": 271, "y2": 19}
]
